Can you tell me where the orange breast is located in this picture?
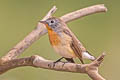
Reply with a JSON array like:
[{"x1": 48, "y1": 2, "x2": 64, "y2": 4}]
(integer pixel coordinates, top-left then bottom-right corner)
[{"x1": 48, "y1": 29, "x2": 60, "y2": 46}]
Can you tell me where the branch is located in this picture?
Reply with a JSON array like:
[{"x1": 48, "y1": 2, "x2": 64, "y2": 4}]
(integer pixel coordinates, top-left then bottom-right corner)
[
  {"x1": 0, "y1": 53, "x2": 105, "y2": 80},
  {"x1": 0, "y1": 4, "x2": 107, "y2": 80},
  {"x1": 60, "y1": 4, "x2": 107, "y2": 22}
]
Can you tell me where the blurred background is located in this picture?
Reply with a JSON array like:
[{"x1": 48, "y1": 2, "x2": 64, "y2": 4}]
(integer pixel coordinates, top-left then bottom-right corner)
[{"x1": 0, "y1": 0, "x2": 119, "y2": 80}]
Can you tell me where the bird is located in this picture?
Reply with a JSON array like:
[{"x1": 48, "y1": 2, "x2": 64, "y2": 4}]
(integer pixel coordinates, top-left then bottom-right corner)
[{"x1": 40, "y1": 17, "x2": 95, "y2": 64}]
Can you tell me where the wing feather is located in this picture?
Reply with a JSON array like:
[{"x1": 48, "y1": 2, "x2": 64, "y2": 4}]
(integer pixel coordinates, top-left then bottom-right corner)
[{"x1": 63, "y1": 29, "x2": 84, "y2": 64}]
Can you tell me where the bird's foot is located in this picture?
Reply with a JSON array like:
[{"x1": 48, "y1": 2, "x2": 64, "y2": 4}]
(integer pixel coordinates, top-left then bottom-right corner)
[{"x1": 48, "y1": 57, "x2": 64, "y2": 68}]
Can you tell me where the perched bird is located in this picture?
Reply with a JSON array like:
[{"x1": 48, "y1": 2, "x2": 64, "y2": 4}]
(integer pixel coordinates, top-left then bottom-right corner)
[{"x1": 40, "y1": 17, "x2": 95, "y2": 64}]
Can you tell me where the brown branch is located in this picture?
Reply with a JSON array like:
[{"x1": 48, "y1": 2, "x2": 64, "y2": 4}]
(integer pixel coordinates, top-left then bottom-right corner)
[
  {"x1": 0, "y1": 4, "x2": 107, "y2": 80},
  {"x1": 0, "y1": 53, "x2": 105, "y2": 80},
  {"x1": 60, "y1": 4, "x2": 107, "y2": 23}
]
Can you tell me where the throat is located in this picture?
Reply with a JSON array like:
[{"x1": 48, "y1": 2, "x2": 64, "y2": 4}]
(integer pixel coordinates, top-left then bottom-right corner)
[{"x1": 48, "y1": 30, "x2": 60, "y2": 46}]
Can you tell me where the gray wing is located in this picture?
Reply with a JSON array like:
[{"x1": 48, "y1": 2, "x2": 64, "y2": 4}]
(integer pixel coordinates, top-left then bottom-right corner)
[{"x1": 63, "y1": 29, "x2": 84, "y2": 64}]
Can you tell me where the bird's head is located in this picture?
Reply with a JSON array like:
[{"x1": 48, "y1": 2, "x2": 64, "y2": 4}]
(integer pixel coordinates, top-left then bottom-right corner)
[{"x1": 40, "y1": 17, "x2": 63, "y2": 32}]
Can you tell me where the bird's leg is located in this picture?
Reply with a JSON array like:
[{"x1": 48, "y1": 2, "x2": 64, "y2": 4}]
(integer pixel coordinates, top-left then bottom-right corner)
[
  {"x1": 48, "y1": 57, "x2": 64, "y2": 68},
  {"x1": 59, "y1": 58, "x2": 75, "y2": 67},
  {"x1": 54, "y1": 57, "x2": 64, "y2": 63},
  {"x1": 48, "y1": 57, "x2": 74, "y2": 68},
  {"x1": 64, "y1": 58, "x2": 75, "y2": 63},
  {"x1": 50, "y1": 57, "x2": 64, "y2": 67}
]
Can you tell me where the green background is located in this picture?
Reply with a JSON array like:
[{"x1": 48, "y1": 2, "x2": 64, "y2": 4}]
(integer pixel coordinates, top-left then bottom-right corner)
[{"x1": 0, "y1": 0, "x2": 119, "y2": 80}]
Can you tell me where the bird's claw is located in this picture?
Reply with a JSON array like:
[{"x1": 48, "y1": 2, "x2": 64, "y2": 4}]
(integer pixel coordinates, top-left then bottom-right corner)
[{"x1": 48, "y1": 61, "x2": 59, "y2": 68}]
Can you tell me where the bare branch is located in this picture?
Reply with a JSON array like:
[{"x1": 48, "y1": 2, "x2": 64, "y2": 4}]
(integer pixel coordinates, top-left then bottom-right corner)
[
  {"x1": 0, "y1": 53, "x2": 105, "y2": 80},
  {"x1": 0, "y1": 4, "x2": 107, "y2": 80},
  {"x1": 0, "y1": 56, "x2": 34, "y2": 74},
  {"x1": 60, "y1": 4, "x2": 107, "y2": 23},
  {"x1": 42, "y1": 6, "x2": 57, "y2": 21}
]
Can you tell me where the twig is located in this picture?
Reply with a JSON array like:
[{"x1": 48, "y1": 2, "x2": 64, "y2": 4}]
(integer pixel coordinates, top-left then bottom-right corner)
[{"x1": 42, "y1": 6, "x2": 57, "y2": 21}]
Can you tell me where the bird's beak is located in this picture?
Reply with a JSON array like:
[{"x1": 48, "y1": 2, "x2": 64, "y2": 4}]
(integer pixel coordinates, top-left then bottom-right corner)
[
  {"x1": 40, "y1": 21, "x2": 51, "y2": 30},
  {"x1": 40, "y1": 21, "x2": 47, "y2": 24}
]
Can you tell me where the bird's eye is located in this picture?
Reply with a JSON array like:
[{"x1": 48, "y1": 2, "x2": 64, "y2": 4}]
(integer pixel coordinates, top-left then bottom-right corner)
[{"x1": 51, "y1": 20, "x2": 54, "y2": 23}]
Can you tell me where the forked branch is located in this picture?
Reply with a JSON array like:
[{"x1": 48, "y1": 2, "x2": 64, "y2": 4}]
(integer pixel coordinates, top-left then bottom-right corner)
[
  {"x1": 0, "y1": 4, "x2": 107, "y2": 80},
  {"x1": 0, "y1": 53, "x2": 105, "y2": 80}
]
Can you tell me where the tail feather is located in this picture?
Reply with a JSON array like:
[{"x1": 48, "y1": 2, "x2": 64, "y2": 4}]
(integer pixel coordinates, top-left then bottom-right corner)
[{"x1": 82, "y1": 51, "x2": 96, "y2": 61}]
